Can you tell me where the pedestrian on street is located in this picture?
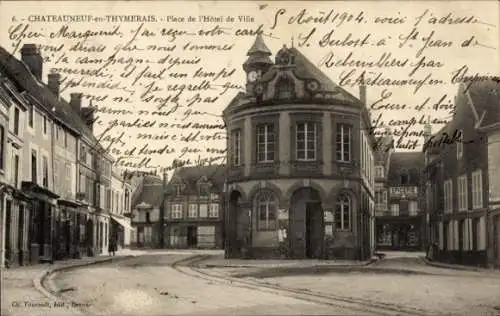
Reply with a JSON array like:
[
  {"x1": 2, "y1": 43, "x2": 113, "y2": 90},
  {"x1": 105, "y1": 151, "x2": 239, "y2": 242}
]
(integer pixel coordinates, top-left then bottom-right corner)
[{"x1": 109, "y1": 237, "x2": 116, "y2": 256}]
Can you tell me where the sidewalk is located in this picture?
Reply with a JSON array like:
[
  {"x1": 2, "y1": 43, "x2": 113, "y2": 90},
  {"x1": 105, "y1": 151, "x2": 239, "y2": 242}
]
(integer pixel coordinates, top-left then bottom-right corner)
[
  {"x1": 195, "y1": 254, "x2": 379, "y2": 269},
  {"x1": 421, "y1": 256, "x2": 500, "y2": 273},
  {"x1": 1, "y1": 252, "x2": 138, "y2": 316}
]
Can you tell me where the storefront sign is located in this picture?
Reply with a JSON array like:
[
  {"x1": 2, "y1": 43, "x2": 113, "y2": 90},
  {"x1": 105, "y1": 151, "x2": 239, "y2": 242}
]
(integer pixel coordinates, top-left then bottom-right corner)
[{"x1": 390, "y1": 186, "x2": 418, "y2": 198}]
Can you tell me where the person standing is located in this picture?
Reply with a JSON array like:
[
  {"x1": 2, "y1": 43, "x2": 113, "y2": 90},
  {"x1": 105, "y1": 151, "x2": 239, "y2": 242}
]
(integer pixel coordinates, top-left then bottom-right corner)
[{"x1": 109, "y1": 236, "x2": 116, "y2": 256}]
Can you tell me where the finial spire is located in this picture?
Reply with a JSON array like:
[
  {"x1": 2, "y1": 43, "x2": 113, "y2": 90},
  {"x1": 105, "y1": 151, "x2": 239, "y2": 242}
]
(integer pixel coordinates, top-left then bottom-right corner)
[{"x1": 291, "y1": 36, "x2": 294, "y2": 48}]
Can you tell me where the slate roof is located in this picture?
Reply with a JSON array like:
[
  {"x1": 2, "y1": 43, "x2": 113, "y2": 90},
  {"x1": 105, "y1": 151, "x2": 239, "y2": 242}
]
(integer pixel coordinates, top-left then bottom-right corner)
[
  {"x1": 467, "y1": 79, "x2": 500, "y2": 128},
  {"x1": 247, "y1": 34, "x2": 272, "y2": 56},
  {"x1": 168, "y1": 164, "x2": 227, "y2": 195},
  {"x1": 387, "y1": 152, "x2": 424, "y2": 186},
  {"x1": 0, "y1": 46, "x2": 103, "y2": 151},
  {"x1": 132, "y1": 175, "x2": 163, "y2": 209}
]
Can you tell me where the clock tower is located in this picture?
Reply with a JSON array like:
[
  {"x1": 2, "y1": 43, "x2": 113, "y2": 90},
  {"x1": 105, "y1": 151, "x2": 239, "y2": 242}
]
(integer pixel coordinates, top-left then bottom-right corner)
[{"x1": 243, "y1": 34, "x2": 273, "y2": 97}]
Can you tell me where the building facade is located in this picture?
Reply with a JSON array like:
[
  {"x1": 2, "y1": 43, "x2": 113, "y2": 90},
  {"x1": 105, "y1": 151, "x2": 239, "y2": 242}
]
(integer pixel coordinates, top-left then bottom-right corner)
[
  {"x1": 110, "y1": 168, "x2": 134, "y2": 250},
  {"x1": 165, "y1": 165, "x2": 226, "y2": 249},
  {"x1": 375, "y1": 150, "x2": 426, "y2": 251},
  {"x1": 0, "y1": 72, "x2": 32, "y2": 267},
  {"x1": 425, "y1": 80, "x2": 500, "y2": 268},
  {"x1": 0, "y1": 43, "x2": 125, "y2": 267},
  {"x1": 224, "y1": 36, "x2": 376, "y2": 260},
  {"x1": 130, "y1": 174, "x2": 163, "y2": 248}
]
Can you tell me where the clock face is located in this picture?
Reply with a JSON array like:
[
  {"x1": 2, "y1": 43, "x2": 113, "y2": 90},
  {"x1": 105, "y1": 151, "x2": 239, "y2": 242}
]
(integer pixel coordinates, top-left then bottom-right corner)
[{"x1": 248, "y1": 71, "x2": 259, "y2": 82}]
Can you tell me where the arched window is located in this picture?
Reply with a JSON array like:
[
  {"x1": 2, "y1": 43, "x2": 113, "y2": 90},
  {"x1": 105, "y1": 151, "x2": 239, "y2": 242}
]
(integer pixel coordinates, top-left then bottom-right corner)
[
  {"x1": 255, "y1": 190, "x2": 277, "y2": 231},
  {"x1": 275, "y1": 76, "x2": 295, "y2": 99},
  {"x1": 335, "y1": 194, "x2": 351, "y2": 231}
]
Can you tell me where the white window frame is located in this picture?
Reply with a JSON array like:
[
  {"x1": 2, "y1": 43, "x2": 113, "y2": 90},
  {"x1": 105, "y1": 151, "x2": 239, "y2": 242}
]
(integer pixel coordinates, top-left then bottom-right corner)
[
  {"x1": 188, "y1": 204, "x2": 198, "y2": 218},
  {"x1": 444, "y1": 179, "x2": 453, "y2": 213},
  {"x1": 209, "y1": 203, "x2": 219, "y2": 218},
  {"x1": 472, "y1": 170, "x2": 483, "y2": 209},
  {"x1": 336, "y1": 123, "x2": 351, "y2": 162},
  {"x1": 171, "y1": 204, "x2": 183, "y2": 219},
  {"x1": 232, "y1": 129, "x2": 241, "y2": 166},
  {"x1": 458, "y1": 175, "x2": 468, "y2": 211},
  {"x1": 256, "y1": 123, "x2": 275, "y2": 163},
  {"x1": 391, "y1": 203, "x2": 399, "y2": 216},
  {"x1": 199, "y1": 204, "x2": 208, "y2": 218},
  {"x1": 296, "y1": 122, "x2": 317, "y2": 161},
  {"x1": 256, "y1": 191, "x2": 277, "y2": 231},
  {"x1": 409, "y1": 201, "x2": 418, "y2": 216},
  {"x1": 335, "y1": 194, "x2": 351, "y2": 231}
]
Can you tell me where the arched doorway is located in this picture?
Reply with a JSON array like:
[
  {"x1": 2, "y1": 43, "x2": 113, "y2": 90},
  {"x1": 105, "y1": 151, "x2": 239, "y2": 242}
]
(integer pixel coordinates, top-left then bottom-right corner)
[
  {"x1": 289, "y1": 187, "x2": 323, "y2": 259},
  {"x1": 227, "y1": 190, "x2": 243, "y2": 258}
]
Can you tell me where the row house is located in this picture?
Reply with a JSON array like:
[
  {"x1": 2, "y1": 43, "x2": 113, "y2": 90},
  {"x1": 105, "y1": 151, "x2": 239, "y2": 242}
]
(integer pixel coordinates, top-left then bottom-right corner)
[
  {"x1": 0, "y1": 43, "x2": 120, "y2": 267},
  {"x1": 424, "y1": 80, "x2": 500, "y2": 268},
  {"x1": 374, "y1": 148, "x2": 426, "y2": 251},
  {"x1": 110, "y1": 168, "x2": 134, "y2": 250},
  {"x1": 131, "y1": 174, "x2": 164, "y2": 248},
  {"x1": 224, "y1": 36, "x2": 376, "y2": 260},
  {"x1": 0, "y1": 73, "x2": 32, "y2": 267},
  {"x1": 166, "y1": 165, "x2": 226, "y2": 249}
]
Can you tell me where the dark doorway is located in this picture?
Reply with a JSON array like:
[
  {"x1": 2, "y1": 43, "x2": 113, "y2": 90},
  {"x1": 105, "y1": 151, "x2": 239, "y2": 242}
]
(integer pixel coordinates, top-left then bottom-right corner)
[
  {"x1": 458, "y1": 219, "x2": 464, "y2": 252},
  {"x1": 305, "y1": 202, "x2": 322, "y2": 259},
  {"x1": 228, "y1": 190, "x2": 243, "y2": 257},
  {"x1": 290, "y1": 188, "x2": 323, "y2": 259},
  {"x1": 187, "y1": 226, "x2": 197, "y2": 247},
  {"x1": 5, "y1": 200, "x2": 12, "y2": 263},
  {"x1": 18, "y1": 204, "x2": 24, "y2": 265}
]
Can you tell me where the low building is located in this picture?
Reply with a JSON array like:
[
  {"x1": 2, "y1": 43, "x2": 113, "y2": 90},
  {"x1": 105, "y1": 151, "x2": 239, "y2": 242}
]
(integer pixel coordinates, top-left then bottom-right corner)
[
  {"x1": 425, "y1": 80, "x2": 500, "y2": 268},
  {"x1": 165, "y1": 165, "x2": 226, "y2": 249},
  {"x1": 130, "y1": 174, "x2": 163, "y2": 248},
  {"x1": 375, "y1": 151, "x2": 426, "y2": 251},
  {"x1": 224, "y1": 36, "x2": 376, "y2": 260}
]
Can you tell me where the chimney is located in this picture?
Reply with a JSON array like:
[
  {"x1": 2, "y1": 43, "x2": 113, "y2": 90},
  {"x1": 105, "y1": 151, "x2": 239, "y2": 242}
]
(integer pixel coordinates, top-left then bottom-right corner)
[
  {"x1": 47, "y1": 71, "x2": 61, "y2": 98},
  {"x1": 359, "y1": 84, "x2": 367, "y2": 106},
  {"x1": 70, "y1": 93, "x2": 83, "y2": 112},
  {"x1": 20, "y1": 44, "x2": 43, "y2": 80}
]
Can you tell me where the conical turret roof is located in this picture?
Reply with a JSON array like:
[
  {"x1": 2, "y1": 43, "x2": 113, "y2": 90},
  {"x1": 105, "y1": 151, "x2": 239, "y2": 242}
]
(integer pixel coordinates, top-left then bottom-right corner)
[{"x1": 247, "y1": 34, "x2": 272, "y2": 56}]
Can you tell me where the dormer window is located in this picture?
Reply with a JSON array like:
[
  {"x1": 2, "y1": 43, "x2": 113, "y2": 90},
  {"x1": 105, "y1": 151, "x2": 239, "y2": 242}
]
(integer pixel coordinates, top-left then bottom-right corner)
[
  {"x1": 275, "y1": 76, "x2": 295, "y2": 99},
  {"x1": 376, "y1": 166, "x2": 384, "y2": 178},
  {"x1": 199, "y1": 183, "x2": 210, "y2": 197},
  {"x1": 174, "y1": 184, "x2": 182, "y2": 196},
  {"x1": 457, "y1": 129, "x2": 463, "y2": 160}
]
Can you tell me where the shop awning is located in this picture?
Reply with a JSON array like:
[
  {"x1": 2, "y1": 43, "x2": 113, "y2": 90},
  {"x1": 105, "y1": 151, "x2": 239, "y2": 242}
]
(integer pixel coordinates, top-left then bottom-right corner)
[{"x1": 111, "y1": 214, "x2": 135, "y2": 231}]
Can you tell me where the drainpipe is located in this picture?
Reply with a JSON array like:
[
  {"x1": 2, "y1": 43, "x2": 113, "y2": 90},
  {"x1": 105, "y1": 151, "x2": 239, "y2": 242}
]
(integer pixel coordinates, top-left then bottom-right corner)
[{"x1": 50, "y1": 116, "x2": 57, "y2": 261}]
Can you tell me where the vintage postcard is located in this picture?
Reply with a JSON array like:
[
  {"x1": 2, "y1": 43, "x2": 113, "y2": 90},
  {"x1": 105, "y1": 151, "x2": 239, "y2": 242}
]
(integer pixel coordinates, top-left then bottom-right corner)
[{"x1": 0, "y1": 0, "x2": 499, "y2": 315}]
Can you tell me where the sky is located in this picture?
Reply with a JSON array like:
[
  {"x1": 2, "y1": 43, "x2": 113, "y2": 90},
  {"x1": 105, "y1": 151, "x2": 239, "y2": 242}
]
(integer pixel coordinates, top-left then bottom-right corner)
[{"x1": 0, "y1": 0, "x2": 498, "y2": 172}]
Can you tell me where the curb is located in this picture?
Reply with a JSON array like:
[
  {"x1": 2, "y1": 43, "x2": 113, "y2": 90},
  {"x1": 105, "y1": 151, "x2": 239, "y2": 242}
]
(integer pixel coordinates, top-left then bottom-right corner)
[
  {"x1": 195, "y1": 256, "x2": 380, "y2": 269},
  {"x1": 34, "y1": 255, "x2": 136, "y2": 301},
  {"x1": 420, "y1": 256, "x2": 493, "y2": 272}
]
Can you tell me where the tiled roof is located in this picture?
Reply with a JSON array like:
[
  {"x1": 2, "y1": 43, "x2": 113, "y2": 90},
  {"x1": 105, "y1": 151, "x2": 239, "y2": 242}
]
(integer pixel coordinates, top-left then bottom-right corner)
[
  {"x1": 467, "y1": 80, "x2": 500, "y2": 128},
  {"x1": 0, "y1": 46, "x2": 102, "y2": 149},
  {"x1": 132, "y1": 175, "x2": 163, "y2": 209},
  {"x1": 168, "y1": 164, "x2": 227, "y2": 194},
  {"x1": 387, "y1": 151, "x2": 424, "y2": 186}
]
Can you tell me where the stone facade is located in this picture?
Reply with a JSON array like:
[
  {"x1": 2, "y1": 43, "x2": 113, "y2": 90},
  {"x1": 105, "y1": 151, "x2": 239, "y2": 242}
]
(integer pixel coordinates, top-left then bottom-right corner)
[{"x1": 224, "y1": 36, "x2": 376, "y2": 260}]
